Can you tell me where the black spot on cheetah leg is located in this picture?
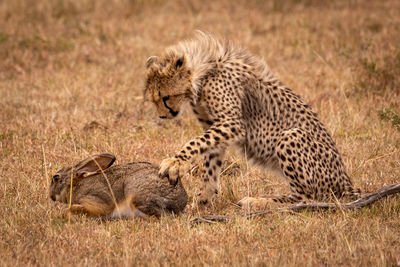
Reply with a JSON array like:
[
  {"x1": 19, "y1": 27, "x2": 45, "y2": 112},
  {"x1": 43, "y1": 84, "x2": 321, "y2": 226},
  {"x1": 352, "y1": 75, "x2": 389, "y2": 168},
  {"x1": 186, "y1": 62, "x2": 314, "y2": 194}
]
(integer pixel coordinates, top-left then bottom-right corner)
[{"x1": 198, "y1": 148, "x2": 226, "y2": 204}]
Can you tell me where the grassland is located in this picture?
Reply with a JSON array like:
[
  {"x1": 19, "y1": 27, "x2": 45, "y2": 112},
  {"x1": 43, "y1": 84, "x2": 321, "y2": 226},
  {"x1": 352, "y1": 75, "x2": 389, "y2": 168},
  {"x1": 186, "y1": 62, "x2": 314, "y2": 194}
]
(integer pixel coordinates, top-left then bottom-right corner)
[{"x1": 1, "y1": 0, "x2": 399, "y2": 266}]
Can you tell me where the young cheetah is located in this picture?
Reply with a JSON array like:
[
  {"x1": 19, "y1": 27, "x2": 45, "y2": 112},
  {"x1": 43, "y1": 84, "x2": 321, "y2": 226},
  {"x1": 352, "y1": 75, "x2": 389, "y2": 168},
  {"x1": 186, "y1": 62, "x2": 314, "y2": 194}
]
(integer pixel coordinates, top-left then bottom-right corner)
[{"x1": 144, "y1": 32, "x2": 360, "y2": 208}]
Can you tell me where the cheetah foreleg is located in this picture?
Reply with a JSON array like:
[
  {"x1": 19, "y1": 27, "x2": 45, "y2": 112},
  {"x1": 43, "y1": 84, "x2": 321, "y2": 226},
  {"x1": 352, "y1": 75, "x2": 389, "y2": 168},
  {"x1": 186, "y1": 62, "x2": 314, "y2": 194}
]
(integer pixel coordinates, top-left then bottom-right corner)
[
  {"x1": 159, "y1": 121, "x2": 243, "y2": 185},
  {"x1": 237, "y1": 194, "x2": 308, "y2": 210},
  {"x1": 197, "y1": 148, "x2": 226, "y2": 204}
]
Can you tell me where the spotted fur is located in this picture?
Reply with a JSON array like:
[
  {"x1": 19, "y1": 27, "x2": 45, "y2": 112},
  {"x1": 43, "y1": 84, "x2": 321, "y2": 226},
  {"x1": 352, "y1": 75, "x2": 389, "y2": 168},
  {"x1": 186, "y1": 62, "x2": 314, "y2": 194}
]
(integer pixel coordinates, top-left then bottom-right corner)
[{"x1": 144, "y1": 32, "x2": 361, "y2": 207}]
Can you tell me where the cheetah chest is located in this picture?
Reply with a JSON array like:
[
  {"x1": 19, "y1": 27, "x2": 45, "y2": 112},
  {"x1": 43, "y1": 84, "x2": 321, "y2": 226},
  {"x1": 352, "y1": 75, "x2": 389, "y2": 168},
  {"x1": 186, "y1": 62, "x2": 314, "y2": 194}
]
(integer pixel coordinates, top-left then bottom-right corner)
[{"x1": 191, "y1": 102, "x2": 214, "y2": 128}]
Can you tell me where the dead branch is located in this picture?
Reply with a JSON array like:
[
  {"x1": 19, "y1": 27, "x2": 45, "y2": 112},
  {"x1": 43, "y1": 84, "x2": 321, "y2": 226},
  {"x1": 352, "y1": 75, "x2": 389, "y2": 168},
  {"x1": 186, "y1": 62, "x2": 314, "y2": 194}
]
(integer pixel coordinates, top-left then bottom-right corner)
[{"x1": 191, "y1": 182, "x2": 400, "y2": 225}]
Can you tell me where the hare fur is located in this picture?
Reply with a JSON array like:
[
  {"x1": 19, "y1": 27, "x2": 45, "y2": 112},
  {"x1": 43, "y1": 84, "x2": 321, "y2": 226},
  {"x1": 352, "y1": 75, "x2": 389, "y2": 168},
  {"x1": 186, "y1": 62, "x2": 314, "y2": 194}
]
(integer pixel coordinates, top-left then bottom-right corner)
[{"x1": 49, "y1": 154, "x2": 188, "y2": 219}]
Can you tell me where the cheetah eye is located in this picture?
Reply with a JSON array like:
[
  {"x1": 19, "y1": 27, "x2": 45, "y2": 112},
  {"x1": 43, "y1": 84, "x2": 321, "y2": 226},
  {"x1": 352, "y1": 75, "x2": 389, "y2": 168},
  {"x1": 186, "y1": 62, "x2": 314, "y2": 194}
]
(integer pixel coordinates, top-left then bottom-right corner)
[
  {"x1": 162, "y1": 96, "x2": 170, "y2": 102},
  {"x1": 176, "y1": 57, "x2": 184, "y2": 68}
]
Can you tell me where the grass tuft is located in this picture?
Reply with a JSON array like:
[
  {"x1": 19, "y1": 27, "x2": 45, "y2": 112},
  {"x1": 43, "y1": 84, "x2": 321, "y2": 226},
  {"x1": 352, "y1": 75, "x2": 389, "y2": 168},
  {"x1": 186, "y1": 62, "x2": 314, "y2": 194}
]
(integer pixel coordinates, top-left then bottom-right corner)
[
  {"x1": 378, "y1": 108, "x2": 400, "y2": 131},
  {"x1": 355, "y1": 52, "x2": 400, "y2": 94}
]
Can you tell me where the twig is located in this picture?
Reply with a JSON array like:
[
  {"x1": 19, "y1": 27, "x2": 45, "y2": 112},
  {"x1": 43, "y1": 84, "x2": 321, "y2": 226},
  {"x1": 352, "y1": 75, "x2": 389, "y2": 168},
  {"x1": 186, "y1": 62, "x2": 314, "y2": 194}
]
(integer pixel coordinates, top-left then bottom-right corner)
[
  {"x1": 190, "y1": 215, "x2": 231, "y2": 224},
  {"x1": 190, "y1": 182, "x2": 400, "y2": 225}
]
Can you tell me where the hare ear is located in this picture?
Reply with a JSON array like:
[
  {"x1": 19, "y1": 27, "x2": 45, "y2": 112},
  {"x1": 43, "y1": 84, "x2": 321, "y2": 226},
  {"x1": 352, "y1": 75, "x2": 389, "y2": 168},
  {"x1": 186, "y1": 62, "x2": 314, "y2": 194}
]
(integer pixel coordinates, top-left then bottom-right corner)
[
  {"x1": 75, "y1": 154, "x2": 116, "y2": 179},
  {"x1": 146, "y1": 56, "x2": 158, "y2": 69}
]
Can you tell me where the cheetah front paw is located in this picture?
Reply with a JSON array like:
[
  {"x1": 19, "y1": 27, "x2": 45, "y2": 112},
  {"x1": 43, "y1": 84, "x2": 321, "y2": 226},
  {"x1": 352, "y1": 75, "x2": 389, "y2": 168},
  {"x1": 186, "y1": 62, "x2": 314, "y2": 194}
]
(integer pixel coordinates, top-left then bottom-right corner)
[
  {"x1": 159, "y1": 157, "x2": 190, "y2": 185},
  {"x1": 237, "y1": 197, "x2": 270, "y2": 211}
]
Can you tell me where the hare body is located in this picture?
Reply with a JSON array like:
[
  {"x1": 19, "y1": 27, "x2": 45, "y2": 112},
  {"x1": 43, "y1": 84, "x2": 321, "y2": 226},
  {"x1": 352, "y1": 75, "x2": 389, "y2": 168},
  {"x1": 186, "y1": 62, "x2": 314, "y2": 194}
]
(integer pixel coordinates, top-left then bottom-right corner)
[{"x1": 50, "y1": 154, "x2": 187, "y2": 219}]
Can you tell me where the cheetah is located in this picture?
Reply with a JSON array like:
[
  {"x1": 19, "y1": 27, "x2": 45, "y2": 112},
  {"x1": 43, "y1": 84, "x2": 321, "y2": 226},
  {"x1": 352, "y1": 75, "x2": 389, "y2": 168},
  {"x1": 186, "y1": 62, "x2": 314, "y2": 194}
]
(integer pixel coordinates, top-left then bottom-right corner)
[{"x1": 144, "y1": 32, "x2": 361, "y2": 208}]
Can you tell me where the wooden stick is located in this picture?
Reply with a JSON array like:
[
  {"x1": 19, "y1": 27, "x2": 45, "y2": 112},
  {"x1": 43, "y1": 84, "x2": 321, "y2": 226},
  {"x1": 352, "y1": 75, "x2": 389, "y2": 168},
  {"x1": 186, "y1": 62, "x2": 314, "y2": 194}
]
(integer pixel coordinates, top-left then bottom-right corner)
[{"x1": 191, "y1": 182, "x2": 400, "y2": 225}]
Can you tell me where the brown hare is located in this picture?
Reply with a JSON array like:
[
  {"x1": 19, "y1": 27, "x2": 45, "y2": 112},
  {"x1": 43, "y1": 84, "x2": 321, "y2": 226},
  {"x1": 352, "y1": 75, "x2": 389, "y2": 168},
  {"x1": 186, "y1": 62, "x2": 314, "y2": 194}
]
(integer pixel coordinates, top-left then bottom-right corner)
[{"x1": 50, "y1": 154, "x2": 187, "y2": 219}]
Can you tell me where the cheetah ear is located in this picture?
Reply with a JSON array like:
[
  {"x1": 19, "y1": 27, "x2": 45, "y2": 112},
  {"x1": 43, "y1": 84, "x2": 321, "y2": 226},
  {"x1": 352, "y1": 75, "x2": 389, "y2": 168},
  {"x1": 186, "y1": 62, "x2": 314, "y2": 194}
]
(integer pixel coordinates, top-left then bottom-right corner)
[
  {"x1": 146, "y1": 56, "x2": 158, "y2": 69},
  {"x1": 175, "y1": 56, "x2": 184, "y2": 69}
]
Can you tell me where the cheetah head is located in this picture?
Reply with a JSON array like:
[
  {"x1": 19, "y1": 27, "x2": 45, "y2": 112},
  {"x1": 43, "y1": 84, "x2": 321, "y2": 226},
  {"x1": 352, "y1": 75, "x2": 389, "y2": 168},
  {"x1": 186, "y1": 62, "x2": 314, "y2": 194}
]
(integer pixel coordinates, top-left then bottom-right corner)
[{"x1": 144, "y1": 53, "x2": 192, "y2": 119}]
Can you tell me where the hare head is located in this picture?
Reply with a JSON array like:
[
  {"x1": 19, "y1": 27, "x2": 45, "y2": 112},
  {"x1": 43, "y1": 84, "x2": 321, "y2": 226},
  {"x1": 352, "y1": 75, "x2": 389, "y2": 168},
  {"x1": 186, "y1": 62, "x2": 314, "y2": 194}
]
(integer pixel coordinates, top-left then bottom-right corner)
[{"x1": 50, "y1": 154, "x2": 115, "y2": 203}]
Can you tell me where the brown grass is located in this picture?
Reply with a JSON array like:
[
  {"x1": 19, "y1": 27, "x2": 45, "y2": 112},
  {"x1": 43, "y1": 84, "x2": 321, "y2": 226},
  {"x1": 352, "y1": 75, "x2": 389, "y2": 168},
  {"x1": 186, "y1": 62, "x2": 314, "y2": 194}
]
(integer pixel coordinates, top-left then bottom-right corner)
[{"x1": 1, "y1": 0, "x2": 400, "y2": 266}]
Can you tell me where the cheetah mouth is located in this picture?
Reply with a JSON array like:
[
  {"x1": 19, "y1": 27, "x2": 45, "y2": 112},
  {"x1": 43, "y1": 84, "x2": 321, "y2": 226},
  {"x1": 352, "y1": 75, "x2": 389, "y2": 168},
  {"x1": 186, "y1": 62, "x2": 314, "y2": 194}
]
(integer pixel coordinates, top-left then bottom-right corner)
[
  {"x1": 169, "y1": 109, "x2": 179, "y2": 117},
  {"x1": 159, "y1": 110, "x2": 179, "y2": 119},
  {"x1": 162, "y1": 98, "x2": 179, "y2": 117}
]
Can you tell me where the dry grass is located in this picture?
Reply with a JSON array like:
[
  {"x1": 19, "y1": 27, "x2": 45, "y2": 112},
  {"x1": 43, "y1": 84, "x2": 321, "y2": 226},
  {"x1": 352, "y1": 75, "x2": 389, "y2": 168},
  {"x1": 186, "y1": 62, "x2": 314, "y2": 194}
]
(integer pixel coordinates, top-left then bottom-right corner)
[{"x1": 1, "y1": 0, "x2": 400, "y2": 266}]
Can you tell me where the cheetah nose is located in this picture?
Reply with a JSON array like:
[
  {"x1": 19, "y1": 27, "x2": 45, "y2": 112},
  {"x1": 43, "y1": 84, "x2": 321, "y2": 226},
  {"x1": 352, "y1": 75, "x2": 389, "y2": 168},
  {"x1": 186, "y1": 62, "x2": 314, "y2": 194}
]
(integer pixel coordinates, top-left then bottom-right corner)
[{"x1": 159, "y1": 116, "x2": 167, "y2": 119}]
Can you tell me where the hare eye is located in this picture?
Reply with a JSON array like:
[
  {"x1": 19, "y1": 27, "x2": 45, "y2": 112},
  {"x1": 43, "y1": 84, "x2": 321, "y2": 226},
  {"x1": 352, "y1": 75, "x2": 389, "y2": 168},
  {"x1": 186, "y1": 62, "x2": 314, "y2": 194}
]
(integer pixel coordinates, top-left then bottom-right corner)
[{"x1": 53, "y1": 174, "x2": 60, "y2": 182}]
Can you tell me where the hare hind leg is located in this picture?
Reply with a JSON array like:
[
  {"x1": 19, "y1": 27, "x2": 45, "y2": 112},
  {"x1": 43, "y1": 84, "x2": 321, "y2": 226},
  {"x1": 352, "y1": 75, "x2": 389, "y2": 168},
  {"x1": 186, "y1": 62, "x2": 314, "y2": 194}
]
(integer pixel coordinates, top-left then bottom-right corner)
[
  {"x1": 67, "y1": 197, "x2": 113, "y2": 217},
  {"x1": 110, "y1": 196, "x2": 149, "y2": 219}
]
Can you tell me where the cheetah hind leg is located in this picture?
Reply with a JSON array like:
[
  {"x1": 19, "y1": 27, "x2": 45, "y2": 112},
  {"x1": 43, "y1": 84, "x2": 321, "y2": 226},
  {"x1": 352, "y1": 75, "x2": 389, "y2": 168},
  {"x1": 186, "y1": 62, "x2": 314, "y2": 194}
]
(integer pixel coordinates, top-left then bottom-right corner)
[
  {"x1": 237, "y1": 197, "x2": 271, "y2": 211},
  {"x1": 237, "y1": 194, "x2": 304, "y2": 211}
]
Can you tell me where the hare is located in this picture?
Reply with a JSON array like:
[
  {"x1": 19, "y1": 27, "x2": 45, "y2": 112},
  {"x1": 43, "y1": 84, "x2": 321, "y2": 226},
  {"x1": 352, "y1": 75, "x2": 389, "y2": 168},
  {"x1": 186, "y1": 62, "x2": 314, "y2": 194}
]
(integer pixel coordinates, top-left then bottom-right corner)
[{"x1": 49, "y1": 154, "x2": 188, "y2": 219}]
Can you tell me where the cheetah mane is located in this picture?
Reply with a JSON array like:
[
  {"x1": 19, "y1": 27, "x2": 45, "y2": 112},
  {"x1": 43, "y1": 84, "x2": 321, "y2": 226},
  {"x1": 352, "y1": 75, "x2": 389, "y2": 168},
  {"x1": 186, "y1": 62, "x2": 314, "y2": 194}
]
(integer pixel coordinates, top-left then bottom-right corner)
[{"x1": 166, "y1": 31, "x2": 274, "y2": 100}]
